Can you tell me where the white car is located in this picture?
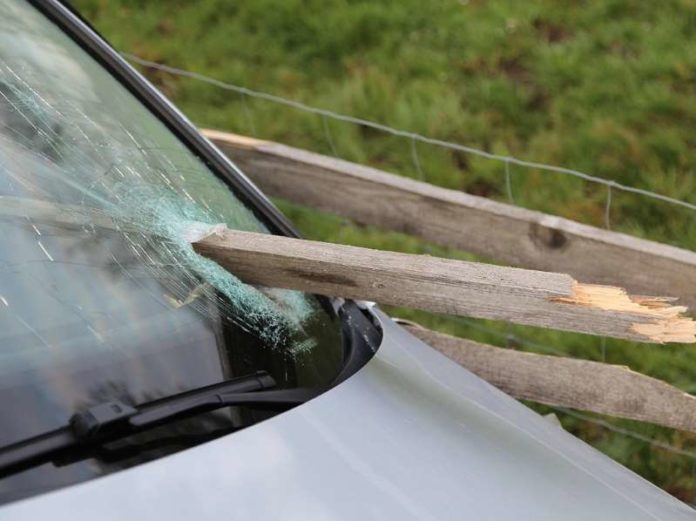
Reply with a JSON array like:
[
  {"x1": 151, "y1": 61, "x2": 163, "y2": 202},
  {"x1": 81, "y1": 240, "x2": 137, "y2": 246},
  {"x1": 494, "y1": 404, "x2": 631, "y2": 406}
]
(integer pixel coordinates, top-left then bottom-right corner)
[{"x1": 0, "y1": 1, "x2": 692, "y2": 519}]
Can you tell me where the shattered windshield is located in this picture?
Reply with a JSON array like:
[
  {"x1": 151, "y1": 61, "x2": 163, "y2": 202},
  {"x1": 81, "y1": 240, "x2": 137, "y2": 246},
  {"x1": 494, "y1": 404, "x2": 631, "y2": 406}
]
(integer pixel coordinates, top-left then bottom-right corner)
[{"x1": 0, "y1": 0, "x2": 343, "y2": 503}]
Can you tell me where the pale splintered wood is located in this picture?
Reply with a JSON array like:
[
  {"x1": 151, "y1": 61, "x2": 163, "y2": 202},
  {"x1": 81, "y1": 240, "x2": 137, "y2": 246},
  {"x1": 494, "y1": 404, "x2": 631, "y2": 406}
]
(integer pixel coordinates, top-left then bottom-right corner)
[
  {"x1": 192, "y1": 228, "x2": 696, "y2": 343},
  {"x1": 203, "y1": 129, "x2": 696, "y2": 311},
  {"x1": 405, "y1": 325, "x2": 696, "y2": 432},
  {"x1": 553, "y1": 284, "x2": 694, "y2": 343}
]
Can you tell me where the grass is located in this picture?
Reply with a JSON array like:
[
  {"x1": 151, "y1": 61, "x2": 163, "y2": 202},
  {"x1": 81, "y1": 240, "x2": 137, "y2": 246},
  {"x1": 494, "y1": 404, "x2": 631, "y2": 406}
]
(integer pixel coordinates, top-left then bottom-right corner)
[{"x1": 73, "y1": 0, "x2": 696, "y2": 501}]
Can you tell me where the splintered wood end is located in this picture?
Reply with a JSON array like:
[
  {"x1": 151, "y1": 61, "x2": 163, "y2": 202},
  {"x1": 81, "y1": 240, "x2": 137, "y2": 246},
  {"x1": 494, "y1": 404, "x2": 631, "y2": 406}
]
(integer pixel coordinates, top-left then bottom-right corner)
[
  {"x1": 553, "y1": 282, "x2": 696, "y2": 344},
  {"x1": 201, "y1": 129, "x2": 265, "y2": 150}
]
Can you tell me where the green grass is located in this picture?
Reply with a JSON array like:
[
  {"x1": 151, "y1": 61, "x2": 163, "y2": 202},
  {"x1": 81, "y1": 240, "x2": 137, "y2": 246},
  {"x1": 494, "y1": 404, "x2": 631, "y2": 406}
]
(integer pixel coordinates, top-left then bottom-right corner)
[{"x1": 74, "y1": 0, "x2": 696, "y2": 500}]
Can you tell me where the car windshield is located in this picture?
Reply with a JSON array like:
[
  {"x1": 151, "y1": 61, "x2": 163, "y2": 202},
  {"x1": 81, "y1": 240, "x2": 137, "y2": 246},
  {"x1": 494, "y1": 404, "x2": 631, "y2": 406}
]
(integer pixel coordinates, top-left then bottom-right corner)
[{"x1": 0, "y1": 0, "x2": 343, "y2": 503}]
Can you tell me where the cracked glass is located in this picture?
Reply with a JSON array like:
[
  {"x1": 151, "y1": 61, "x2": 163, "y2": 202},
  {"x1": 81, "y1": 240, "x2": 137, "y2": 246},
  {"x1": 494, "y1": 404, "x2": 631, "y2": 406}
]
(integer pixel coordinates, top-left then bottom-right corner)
[{"x1": 0, "y1": 0, "x2": 343, "y2": 503}]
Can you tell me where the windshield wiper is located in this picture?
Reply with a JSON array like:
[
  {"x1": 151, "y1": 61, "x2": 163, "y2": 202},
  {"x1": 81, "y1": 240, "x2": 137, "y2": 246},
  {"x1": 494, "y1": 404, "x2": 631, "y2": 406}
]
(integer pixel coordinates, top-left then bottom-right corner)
[{"x1": 0, "y1": 371, "x2": 320, "y2": 478}]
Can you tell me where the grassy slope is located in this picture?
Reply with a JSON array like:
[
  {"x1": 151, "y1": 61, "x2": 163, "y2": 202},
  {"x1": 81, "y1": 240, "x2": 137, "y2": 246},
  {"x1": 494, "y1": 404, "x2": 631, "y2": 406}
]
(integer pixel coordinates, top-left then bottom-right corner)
[{"x1": 73, "y1": 0, "x2": 696, "y2": 500}]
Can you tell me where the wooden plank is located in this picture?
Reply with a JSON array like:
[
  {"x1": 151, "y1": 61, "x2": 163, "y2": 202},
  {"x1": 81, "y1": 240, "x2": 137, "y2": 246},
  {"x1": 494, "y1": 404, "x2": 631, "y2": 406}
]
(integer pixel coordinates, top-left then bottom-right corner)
[
  {"x1": 404, "y1": 325, "x2": 696, "y2": 433},
  {"x1": 203, "y1": 129, "x2": 696, "y2": 311},
  {"x1": 192, "y1": 228, "x2": 696, "y2": 343},
  {"x1": 4, "y1": 196, "x2": 693, "y2": 342}
]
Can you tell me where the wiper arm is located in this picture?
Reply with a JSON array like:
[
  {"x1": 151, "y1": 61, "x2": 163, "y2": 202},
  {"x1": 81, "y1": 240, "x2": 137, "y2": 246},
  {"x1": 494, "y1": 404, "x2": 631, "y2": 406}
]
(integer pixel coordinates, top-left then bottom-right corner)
[{"x1": 0, "y1": 371, "x2": 320, "y2": 478}]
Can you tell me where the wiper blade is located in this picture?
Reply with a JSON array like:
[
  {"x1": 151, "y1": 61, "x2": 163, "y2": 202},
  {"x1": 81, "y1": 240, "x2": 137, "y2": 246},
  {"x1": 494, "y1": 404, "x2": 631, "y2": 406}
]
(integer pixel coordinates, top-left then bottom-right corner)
[{"x1": 0, "y1": 371, "x2": 320, "y2": 478}]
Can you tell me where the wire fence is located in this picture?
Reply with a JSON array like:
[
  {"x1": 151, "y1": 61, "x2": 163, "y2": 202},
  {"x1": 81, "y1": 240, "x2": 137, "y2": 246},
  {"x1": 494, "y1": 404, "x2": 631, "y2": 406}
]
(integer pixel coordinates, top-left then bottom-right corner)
[{"x1": 121, "y1": 52, "x2": 696, "y2": 465}]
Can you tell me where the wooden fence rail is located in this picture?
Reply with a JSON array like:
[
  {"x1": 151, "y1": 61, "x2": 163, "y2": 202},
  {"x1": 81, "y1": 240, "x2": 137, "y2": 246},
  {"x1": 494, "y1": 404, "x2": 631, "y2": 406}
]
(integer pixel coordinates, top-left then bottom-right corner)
[
  {"x1": 203, "y1": 129, "x2": 696, "y2": 312},
  {"x1": 3, "y1": 195, "x2": 690, "y2": 344},
  {"x1": 193, "y1": 228, "x2": 696, "y2": 344},
  {"x1": 405, "y1": 325, "x2": 696, "y2": 433}
]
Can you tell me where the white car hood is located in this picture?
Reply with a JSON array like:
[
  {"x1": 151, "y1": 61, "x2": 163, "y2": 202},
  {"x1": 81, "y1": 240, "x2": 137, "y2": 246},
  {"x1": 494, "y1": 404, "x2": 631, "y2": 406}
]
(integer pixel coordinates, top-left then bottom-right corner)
[{"x1": 0, "y1": 309, "x2": 692, "y2": 521}]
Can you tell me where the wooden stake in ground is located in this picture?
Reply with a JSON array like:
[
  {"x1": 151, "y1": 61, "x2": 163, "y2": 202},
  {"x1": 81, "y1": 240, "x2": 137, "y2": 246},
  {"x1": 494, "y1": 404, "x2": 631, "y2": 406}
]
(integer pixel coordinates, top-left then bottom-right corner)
[
  {"x1": 204, "y1": 130, "x2": 696, "y2": 311},
  {"x1": 405, "y1": 325, "x2": 696, "y2": 433},
  {"x1": 192, "y1": 228, "x2": 696, "y2": 344}
]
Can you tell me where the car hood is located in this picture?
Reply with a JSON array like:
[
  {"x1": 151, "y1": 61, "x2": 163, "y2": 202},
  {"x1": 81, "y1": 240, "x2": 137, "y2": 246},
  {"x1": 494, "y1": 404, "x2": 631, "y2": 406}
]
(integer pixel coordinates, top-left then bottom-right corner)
[{"x1": 0, "y1": 307, "x2": 692, "y2": 521}]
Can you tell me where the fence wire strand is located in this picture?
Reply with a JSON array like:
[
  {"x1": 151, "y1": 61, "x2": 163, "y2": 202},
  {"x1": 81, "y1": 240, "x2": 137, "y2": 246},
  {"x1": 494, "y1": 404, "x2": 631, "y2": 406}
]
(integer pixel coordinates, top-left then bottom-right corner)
[
  {"x1": 553, "y1": 407, "x2": 696, "y2": 459},
  {"x1": 122, "y1": 53, "x2": 696, "y2": 213},
  {"x1": 321, "y1": 114, "x2": 338, "y2": 158},
  {"x1": 605, "y1": 185, "x2": 613, "y2": 230},
  {"x1": 504, "y1": 159, "x2": 514, "y2": 203},
  {"x1": 239, "y1": 92, "x2": 256, "y2": 137},
  {"x1": 410, "y1": 135, "x2": 424, "y2": 180}
]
